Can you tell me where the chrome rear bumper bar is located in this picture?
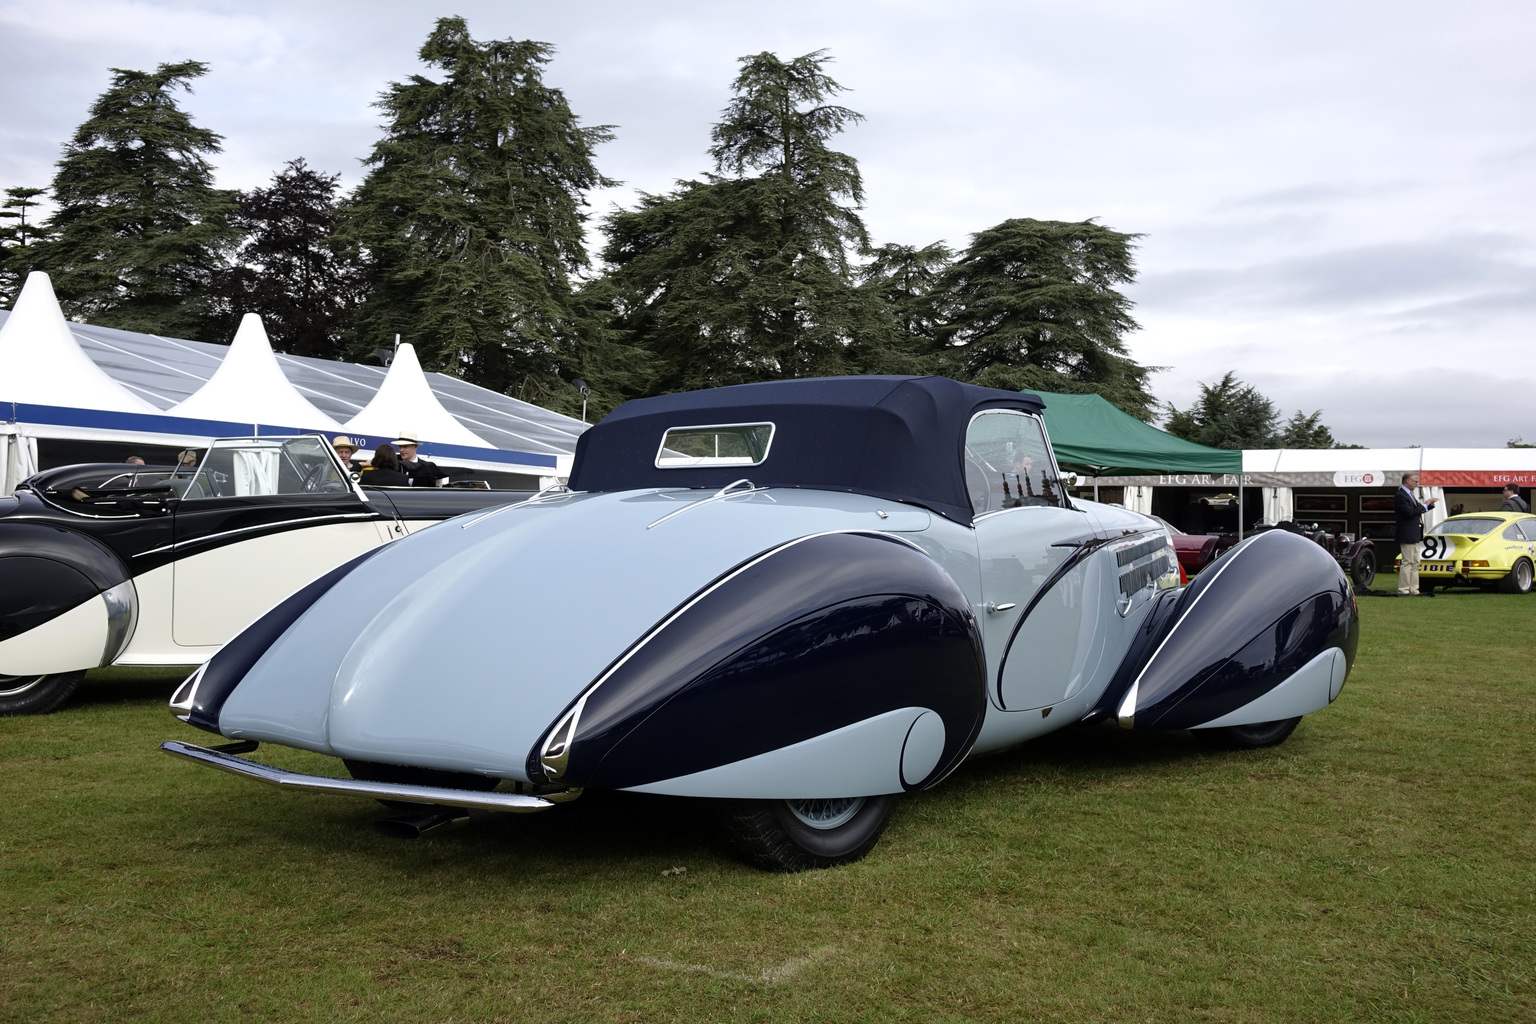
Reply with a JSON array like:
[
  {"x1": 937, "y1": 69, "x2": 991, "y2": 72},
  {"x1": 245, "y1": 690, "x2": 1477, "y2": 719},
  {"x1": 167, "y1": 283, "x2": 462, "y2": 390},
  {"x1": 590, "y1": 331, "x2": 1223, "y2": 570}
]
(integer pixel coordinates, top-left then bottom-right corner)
[{"x1": 160, "y1": 741, "x2": 555, "y2": 813}]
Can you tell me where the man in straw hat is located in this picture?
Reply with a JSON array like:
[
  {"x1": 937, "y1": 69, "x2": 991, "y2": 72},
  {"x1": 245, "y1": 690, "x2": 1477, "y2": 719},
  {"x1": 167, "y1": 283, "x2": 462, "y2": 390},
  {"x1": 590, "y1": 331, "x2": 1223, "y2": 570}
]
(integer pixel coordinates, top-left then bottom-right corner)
[
  {"x1": 393, "y1": 430, "x2": 448, "y2": 487},
  {"x1": 332, "y1": 435, "x2": 361, "y2": 468}
]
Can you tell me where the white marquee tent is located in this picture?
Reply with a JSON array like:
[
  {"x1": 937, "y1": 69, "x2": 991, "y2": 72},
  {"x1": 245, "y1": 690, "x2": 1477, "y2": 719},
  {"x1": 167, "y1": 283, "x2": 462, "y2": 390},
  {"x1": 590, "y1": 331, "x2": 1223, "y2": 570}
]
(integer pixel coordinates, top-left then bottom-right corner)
[
  {"x1": 1089, "y1": 446, "x2": 1536, "y2": 533},
  {"x1": 344, "y1": 342, "x2": 492, "y2": 450},
  {"x1": 1, "y1": 273, "x2": 587, "y2": 493},
  {"x1": 169, "y1": 312, "x2": 343, "y2": 433}
]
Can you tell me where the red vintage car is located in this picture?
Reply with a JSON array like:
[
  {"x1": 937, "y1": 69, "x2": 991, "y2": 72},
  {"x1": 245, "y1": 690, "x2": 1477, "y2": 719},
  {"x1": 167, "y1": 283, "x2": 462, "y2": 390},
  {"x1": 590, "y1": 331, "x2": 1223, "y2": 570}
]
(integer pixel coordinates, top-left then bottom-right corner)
[{"x1": 1151, "y1": 515, "x2": 1222, "y2": 577}]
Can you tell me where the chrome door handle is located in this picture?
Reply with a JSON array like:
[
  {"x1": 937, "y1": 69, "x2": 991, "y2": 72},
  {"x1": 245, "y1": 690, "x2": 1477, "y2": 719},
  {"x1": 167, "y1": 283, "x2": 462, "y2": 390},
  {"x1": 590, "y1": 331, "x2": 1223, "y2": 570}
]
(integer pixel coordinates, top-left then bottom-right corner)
[{"x1": 986, "y1": 602, "x2": 1016, "y2": 614}]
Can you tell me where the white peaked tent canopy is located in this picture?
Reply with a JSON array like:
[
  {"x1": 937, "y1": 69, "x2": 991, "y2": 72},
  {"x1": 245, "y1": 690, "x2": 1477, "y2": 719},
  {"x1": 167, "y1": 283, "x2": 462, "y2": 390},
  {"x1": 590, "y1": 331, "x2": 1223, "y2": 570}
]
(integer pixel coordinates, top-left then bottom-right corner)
[
  {"x1": 0, "y1": 272, "x2": 157, "y2": 414},
  {"x1": 169, "y1": 313, "x2": 342, "y2": 431},
  {"x1": 344, "y1": 342, "x2": 491, "y2": 447}
]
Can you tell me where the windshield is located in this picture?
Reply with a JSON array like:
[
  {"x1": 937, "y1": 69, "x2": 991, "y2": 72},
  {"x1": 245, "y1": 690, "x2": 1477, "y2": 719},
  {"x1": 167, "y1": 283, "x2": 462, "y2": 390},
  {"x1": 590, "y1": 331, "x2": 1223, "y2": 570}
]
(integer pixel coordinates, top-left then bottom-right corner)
[
  {"x1": 1428, "y1": 517, "x2": 1502, "y2": 537},
  {"x1": 185, "y1": 437, "x2": 350, "y2": 499},
  {"x1": 964, "y1": 410, "x2": 1064, "y2": 514}
]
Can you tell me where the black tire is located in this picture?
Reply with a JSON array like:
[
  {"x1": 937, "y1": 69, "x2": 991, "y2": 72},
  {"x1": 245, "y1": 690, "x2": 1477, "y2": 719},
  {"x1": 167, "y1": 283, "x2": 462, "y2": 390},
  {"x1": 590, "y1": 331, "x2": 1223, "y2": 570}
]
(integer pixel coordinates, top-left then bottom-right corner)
[
  {"x1": 1498, "y1": 558, "x2": 1534, "y2": 595},
  {"x1": 717, "y1": 795, "x2": 894, "y2": 872},
  {"x1": 0, "y1": 671, "x2": 86, "y2": 716},
  {"x1": 1195, "y1": 716, "x2": 1302, "y2": 750},
  {"x1": 1349, "y1": 547, "x2": 1377, "y2": 588},
  {"x1": 343, "y1": 758, "x2": 500, "y2": 810}
]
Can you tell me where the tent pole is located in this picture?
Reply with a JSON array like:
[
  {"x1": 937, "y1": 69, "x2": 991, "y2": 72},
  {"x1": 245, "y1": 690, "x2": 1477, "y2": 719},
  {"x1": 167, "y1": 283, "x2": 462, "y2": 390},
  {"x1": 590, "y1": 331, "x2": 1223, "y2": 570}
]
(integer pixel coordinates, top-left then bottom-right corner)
[{"x1": 1238, "y1": 479, "x2": 1244, "y2": 542}]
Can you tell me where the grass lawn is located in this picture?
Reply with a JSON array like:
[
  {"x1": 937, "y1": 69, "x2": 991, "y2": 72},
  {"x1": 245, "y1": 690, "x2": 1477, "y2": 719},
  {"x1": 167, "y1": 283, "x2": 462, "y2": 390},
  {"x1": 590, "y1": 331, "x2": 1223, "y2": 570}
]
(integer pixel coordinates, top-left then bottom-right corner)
[{"x1": 2, "y1": 580, "x2": 1532, "y2": 1022}]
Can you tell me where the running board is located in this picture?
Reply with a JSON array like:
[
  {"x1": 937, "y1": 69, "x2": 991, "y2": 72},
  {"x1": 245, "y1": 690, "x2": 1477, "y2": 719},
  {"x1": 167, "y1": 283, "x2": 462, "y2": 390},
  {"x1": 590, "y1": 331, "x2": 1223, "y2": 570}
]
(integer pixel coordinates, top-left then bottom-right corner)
[{"x1": 160, "y1": 741, "x2": 556, "y2": 813}]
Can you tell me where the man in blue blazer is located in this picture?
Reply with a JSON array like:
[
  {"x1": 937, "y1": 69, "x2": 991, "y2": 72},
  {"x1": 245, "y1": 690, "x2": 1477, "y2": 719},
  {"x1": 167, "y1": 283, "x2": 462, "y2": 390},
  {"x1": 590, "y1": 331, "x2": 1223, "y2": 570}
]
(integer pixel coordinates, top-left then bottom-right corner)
[{"x1": 1394, "y1": 472, "x2": 1438, "y2": 596}]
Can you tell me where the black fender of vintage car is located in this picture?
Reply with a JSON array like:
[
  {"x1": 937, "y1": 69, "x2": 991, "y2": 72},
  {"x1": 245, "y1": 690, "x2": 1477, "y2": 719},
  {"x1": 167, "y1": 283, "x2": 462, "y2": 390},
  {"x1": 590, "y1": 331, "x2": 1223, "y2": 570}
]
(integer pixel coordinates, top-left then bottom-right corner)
[
  {"x1": 0, "y1": 521, "x2": 138, "y2": 669},
  {"x1": 528, "y1": 530, "x2": 988, "y2": 794},
  {"x1": 1099, "y1": 529, "x2": 1359, "y2": 731}
]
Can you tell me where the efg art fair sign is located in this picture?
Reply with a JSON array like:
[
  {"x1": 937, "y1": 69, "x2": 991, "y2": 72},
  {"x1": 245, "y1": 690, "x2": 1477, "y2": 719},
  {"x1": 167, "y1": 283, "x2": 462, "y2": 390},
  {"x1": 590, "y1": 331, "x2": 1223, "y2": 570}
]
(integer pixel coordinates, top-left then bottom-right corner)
[{"x1": 1332, "y1": 470, "x2": 1385, "y2": 487}]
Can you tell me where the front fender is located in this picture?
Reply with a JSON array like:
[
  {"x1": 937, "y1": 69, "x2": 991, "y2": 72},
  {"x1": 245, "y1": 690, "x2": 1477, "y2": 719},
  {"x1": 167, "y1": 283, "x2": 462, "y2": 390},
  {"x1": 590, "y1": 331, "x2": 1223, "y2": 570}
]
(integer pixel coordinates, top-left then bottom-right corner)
[
  {"x1": 1115, "y1": 529, "x2": 1358, "y2": 731},
  {"x1": 531, "y1": 531, "x2": 986, "y2": 796}
]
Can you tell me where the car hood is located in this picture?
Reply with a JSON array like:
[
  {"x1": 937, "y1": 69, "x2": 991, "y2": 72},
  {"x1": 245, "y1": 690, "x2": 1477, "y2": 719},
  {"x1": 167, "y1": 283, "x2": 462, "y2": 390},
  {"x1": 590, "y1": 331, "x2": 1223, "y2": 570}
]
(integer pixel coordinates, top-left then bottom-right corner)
[{"x1": 215, "y1": 487, "x2": 930, "y2": 779}]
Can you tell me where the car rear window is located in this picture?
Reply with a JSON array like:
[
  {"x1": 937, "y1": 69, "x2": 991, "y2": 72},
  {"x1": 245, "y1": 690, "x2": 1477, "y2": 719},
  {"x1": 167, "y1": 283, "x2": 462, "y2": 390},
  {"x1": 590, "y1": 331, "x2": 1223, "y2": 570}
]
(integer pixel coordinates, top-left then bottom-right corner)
[
  {"x1": 1429, "y1": 517, "x2": 1501, "y2": 536},
  {"x1": 655, "y1": 423, "x2": 774, "y2": 468}
]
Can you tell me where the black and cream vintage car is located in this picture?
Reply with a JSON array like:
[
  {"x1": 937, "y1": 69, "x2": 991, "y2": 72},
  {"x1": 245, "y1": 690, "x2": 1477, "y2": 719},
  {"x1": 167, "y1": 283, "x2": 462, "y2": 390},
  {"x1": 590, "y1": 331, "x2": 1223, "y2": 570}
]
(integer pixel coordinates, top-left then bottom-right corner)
[
  {"x1": 0, "y1": 435, "x2": 529, "y2": 715},
  {"x1": 159, "y1": 377, "x2": 1359, "y2": 871}
]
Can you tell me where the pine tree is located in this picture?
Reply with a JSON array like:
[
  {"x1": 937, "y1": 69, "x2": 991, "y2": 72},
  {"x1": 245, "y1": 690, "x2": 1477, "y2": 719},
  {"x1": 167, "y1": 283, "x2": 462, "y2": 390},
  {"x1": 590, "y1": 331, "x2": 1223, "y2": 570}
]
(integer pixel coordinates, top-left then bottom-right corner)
[
  {"x1": 1166, "y1": 372, "x2": 1345, "y2": 449},
  {"x1": 859, "y1": 241, "x2": 955, "y2": 348},
  {"x1": 345, "y1": 17, "x2": 615, "y2": 396},
  {"x1": 600, "y1": 50, "x2": 908, "y2": 391},
  {"x1": 1165, "y1": 372, "x2": 1279, "y2": 449},
  {"x1": 41, "y1": 61, "x2": 237, "y2": 338},
  {"x1": 0, "y1": 186, "x2": 50, "y2": 307},
  {"x1": 940, "y1": 218, "x2": 1155, "y2": 418},
  {"x1": 1276, "y1": 409, "x2": 1337, "y2": 449},
  {"x1": 212, "y1": 159, "x2": 362, "y2": 358}
]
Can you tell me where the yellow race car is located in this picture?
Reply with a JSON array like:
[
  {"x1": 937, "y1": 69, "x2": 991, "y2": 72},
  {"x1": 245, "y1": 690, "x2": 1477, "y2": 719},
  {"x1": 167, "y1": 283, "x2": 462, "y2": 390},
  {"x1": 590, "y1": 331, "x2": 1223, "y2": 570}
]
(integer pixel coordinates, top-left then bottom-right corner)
[{"x1": 1395, "y1": 511, "x2": 1536, "y2": 594}]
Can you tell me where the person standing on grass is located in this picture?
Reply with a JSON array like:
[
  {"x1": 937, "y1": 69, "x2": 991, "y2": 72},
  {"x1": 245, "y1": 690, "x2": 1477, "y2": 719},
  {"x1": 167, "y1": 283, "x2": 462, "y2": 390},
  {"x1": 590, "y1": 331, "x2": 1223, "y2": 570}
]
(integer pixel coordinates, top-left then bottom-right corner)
[
  {"x1": 1500, "y1": 483, "x2": 1530, "y2": 513},
  {"x1": 1395, "y1": 472, "x2": 1437, "y2": 596}
]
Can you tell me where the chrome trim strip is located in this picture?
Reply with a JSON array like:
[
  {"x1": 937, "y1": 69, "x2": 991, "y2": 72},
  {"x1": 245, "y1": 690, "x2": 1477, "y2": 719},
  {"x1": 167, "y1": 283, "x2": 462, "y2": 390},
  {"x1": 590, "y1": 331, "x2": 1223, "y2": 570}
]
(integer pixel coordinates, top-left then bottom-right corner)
[
  {"x1": 13, "y1": 495, "x2": 144, "y2": 520},
  {"x1": 160, "y1": 741, "x2": 555, "y2": 812},
  {"x1": 133, "y1": 512, "x2": 378, "y2": 557},
  {"x1": 459, "y1": 483, "x2": 571, "y2": 530},
  {"x1": 168, "y1": 663, "x2": 206, "y2": 721},
  {"x1": 539, "y1": 692, "x2": 588, "y2": 780},
  {"x1": 646, "y1": 478, "x2": 766, "y2": 529}
]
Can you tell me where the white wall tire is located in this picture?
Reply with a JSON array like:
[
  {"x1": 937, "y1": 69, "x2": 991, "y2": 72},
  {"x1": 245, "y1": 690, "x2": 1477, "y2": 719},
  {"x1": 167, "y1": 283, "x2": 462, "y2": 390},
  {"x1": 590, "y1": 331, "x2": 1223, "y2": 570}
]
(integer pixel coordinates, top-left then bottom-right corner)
[{"x1": 0, "y1": 671, "x2": 86, "y2": 716}]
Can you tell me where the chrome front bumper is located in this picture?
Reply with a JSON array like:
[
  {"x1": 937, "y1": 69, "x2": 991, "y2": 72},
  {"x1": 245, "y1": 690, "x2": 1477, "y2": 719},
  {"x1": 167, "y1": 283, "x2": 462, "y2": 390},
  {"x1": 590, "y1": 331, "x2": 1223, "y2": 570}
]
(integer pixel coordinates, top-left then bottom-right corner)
[{"x1": 160, "y1": 741, "x2": 556, "y2": 813}]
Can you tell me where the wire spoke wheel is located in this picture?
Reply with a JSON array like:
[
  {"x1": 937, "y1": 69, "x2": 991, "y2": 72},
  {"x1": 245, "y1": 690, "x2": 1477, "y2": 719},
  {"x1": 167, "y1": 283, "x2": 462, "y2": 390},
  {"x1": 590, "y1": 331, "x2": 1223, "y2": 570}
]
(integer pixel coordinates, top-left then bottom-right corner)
[
  {"x1": 718, "y1": 795, "x2": 895, "y2": 872},
  {"x1": 785, "y1": 797, "x2": 866, "y2": 830}
]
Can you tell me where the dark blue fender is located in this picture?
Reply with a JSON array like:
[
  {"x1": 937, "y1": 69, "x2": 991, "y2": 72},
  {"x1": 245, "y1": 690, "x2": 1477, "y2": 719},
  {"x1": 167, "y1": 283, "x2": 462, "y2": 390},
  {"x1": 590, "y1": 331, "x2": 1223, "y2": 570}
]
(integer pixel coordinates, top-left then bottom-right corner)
[
  {"x1": 1111, "y1": 529, "x2": 1358, "y2": 730},
  {"x1": 528, "y1": 531, "x2": 987, "y2": 792},
  {"x1": 0, "y1": 523, "x2": 129, "y2": 643}
]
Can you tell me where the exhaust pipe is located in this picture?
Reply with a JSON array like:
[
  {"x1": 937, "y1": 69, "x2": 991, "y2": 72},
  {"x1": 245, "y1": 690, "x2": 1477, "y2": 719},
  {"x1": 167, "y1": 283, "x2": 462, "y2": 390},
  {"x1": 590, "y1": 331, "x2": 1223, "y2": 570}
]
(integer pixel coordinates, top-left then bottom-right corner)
[{"x1": 373, "y1": 805, "x2": 469, "y2": 839}]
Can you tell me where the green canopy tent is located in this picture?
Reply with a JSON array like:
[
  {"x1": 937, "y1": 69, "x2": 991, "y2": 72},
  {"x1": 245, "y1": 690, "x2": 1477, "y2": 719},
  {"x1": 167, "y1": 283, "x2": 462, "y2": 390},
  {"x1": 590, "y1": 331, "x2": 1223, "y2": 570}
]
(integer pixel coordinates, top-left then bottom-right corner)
[
  {"x1": 1031, "y1": 391, "x2": 1245, "y2": 530},
  {"x1": 1032, "y1": 391, "x2": 1240, "y2": 475}
]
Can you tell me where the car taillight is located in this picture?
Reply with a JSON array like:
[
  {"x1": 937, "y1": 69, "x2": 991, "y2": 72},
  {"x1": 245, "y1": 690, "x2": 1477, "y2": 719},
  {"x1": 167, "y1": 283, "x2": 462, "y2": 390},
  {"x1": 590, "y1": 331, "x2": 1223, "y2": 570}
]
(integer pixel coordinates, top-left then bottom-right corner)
[{"x1": 1464, "y1": 560, "x2": 1489, "y2": 568}]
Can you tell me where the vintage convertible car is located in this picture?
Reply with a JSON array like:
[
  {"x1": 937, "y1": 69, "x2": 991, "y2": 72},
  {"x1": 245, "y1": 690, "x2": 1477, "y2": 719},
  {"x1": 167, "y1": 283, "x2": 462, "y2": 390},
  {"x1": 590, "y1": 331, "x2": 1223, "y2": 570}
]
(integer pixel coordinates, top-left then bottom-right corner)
[
  {"x1": 160, "y1": 377, "x2": 1358, "y2": 871},
  {"x1": 0, "y1": 436, "x2": 529, "y2": 715},
  {"x1": 1393, "y1": 511, "x2": 1536, "y2": 593},
  {"x1": 1149, "y1": 514, "x2": 1217, "y2": 577}
]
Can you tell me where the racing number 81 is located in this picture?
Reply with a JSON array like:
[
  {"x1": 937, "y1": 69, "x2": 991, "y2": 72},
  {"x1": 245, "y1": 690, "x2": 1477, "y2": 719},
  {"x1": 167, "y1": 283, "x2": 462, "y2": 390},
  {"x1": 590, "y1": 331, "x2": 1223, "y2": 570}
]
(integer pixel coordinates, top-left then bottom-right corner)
[{"x1": 1421, "y1": 536, "x2": 1451, "y2": 560}]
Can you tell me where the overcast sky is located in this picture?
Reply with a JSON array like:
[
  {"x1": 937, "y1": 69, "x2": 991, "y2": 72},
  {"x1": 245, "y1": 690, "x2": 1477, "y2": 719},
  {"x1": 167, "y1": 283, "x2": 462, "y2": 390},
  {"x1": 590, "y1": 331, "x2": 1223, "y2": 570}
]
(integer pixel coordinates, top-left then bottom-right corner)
[{"x1": 2, "y1": 0, "x2": 1532, "y2": 447}]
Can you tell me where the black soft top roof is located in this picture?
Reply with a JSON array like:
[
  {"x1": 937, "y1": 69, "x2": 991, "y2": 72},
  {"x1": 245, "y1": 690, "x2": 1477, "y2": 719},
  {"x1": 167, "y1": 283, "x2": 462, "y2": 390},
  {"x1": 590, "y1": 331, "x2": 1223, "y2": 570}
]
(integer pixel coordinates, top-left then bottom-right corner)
[{"x1": 568, "y1": 376, "x2": 1046, "y2": 524}]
